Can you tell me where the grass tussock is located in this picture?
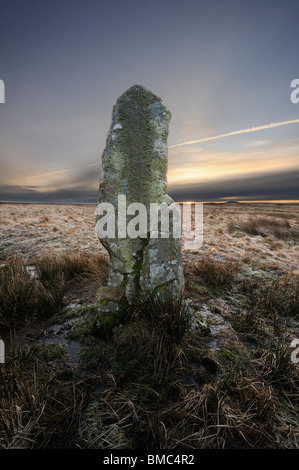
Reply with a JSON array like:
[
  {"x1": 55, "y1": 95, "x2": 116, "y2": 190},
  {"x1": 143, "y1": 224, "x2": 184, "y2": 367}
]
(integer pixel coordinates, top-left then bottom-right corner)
[
  {"x1": 239, "y1": 272, "x2": 299, "y2": 319},
  {"x1": 112, "y1": 290, "x2": 193, "y2": 383},
  {"x1": 254, "y1": 339, "x2": 299, "y2": 389},
  {"x1": 257, "y1": 274, "x2": 299, "y2": 318},
  {"x1": 0, "y1": 258, "x2": 36, "y2": 326},
  {"x1": 0, "y1": 344, "x2": 86, "y2": 449},
  {"x1": 153, "y1": 376, "x2": 274, "y2": 449},
  {"x1": 228, "y1": 217, "x2": 299, "y2": 242},
  {"x1": 0, "y1": 253, "x2": 109, "y2": 328},
  {"x1": 129, "y1": 290, "x2": 192, "y2": 345},
  {"x1": 34, "y1": 252, "x2": 108, "y2": 284},
  {"x1": 193, "y1": 256, "x2": 241, "y2": 290},
  {"x1": 78, "y1": 368, "x2": 276, "y2": 449}
]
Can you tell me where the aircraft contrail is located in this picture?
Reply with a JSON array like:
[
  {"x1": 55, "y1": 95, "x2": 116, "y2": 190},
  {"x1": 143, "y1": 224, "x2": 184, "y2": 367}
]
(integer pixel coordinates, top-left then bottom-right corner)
[{"x1": 169, "y1": 119, "x2": 299, "y2": 148}]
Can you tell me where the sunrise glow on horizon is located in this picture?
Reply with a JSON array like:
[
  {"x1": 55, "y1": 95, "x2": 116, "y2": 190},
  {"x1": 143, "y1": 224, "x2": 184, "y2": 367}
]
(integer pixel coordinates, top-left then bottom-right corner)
[{"x1": 0, "y1": 1, "x2": 298, "y2": 203}]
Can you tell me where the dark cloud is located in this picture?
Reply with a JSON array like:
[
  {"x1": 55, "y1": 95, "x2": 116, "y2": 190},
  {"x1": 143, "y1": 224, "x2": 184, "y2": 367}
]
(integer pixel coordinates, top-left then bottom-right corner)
[
  {"x1": 168, "y1": 169, "x2": 299, "y2": 202},
  {"x1": 1, "y1": 168, "x2": 298, "y2": 203},
  {"x1": 0, "y1": 165, "x2": 101, "y2": 203},
  {"x1": 0, "y1": 184, "x2": 97, "y2": 204}
]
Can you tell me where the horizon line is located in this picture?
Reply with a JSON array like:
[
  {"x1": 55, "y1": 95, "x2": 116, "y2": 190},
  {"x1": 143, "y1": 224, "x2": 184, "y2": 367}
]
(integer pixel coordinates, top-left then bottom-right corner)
[{"x1": 1, "y1": 199, "x2": 299, "y2": 205}]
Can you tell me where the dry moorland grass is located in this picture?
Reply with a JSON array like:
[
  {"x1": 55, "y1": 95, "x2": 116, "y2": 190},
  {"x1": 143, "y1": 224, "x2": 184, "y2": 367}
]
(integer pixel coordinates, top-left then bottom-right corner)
[{"x1": 1, "y1": 202, "x2": 299, "y2": 273}]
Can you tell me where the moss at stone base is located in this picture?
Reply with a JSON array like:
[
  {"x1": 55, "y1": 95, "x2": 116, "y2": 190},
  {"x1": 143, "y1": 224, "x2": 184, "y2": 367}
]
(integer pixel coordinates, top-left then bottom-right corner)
[
  {"x1": 94, "y1": 296, "x2": 129, "y2": 337},
  {"x1": 152, "y1": 280, "x2": 176, "y2": 295}
]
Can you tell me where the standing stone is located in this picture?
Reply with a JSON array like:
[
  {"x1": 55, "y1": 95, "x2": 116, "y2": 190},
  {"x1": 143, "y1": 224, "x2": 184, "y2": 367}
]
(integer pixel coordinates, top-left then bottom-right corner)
[{"x1": 95, "y1": 85, "x2": 184, "y2": 325}]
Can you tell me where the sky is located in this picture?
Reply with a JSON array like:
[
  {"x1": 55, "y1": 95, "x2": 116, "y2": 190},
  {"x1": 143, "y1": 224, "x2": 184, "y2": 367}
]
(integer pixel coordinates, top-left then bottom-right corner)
[{"x1": 0, "y1": 0, "x2": 299, "y2": 203}]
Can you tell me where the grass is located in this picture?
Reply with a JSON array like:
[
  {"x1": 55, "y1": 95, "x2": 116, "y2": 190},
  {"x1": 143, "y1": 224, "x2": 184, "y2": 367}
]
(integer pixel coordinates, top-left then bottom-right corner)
[
  {"x1": 238, "y1": 271, "x2": 299, "y2": 319},
  {"x1": 192, "y1": 256, "x2": 241, "y2": 290},
  {"x1": 153, "y1": 375, "x2": 275, "y2": 449},
  {"x1": 74, "y1": 283, "x2": 297, "y2": 449},
  {"x1": 228, "y1": 217, "x2": 299, "y2": 242},
  {"x1": 76, "y1": 366, "x2": 276, "y2": 449},
  {"x1": 108, "y1": 290, "x2": 193, "y2": 385},
  {"x1": 0, "y1": 342, "x2": 87, "y2": 449},
  {"x1": 0, "y1": 252, "x2": 298, "y2": 449},
  {"x1": 0, "y1": 253, "x2": 109, "y2": 328},
  {"x1": 129, "y1": 290, "x2": 192, "y2": 344},
  {"x1": 0, "y1": 258, "x2": 36, "y2": 326},
  {"x1": 34, "y1": 252, "x2": 108, "y2": 283},
  {"x1": 254, "y1": 339, "x2": 298, "y2": 388}
]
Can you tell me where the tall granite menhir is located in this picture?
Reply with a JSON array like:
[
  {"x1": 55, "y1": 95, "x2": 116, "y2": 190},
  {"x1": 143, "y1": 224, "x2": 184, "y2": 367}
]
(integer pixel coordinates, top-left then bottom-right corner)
[{"x1": 95, "y1": 85, "x2": 184, "y2": 319}]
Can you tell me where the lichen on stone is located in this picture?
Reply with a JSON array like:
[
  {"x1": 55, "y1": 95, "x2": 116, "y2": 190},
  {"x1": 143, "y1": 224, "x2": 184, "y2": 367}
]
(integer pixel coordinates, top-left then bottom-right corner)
[{"x1": 95, "y1": 85, "x2": 185, "y2": 330}]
